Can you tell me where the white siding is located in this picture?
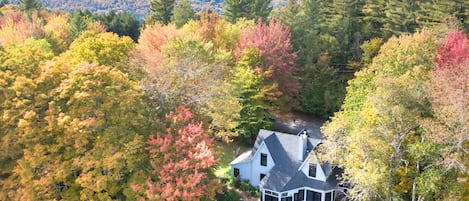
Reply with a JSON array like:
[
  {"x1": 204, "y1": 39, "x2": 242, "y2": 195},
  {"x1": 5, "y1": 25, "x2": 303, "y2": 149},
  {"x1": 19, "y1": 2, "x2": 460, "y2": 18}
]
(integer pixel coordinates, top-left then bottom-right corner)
[
  {"x1": 231, "y1": 162, "x2": 251, "y2": 182},
  {"x1": 250, "y1": 141, "x2": 275, "y2": 187},
  {"x1": 299, "y1": 153, "x2": 327, "y2": 182}
]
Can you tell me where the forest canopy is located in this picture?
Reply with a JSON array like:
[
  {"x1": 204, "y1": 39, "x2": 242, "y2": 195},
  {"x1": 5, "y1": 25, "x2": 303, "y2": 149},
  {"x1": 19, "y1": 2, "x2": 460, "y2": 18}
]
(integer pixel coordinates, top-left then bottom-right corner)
[{"x1": 0, "y1": 0, "x2": 468, "y2": 200}]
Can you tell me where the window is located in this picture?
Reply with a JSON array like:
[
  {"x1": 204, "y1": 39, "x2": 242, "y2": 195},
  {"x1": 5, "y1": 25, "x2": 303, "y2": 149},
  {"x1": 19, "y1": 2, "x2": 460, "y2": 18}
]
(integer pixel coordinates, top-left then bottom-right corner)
[
  {"x1": 325, "y1": 192, "x2": 332, "y2": 201},
  {"x1": 260, "y1": 173, "x2": 266, "y2": 181},
  {"x1": 281, "y1": 197, "x2": 293, "y2": 201},
  {"x1": 261, "y1": 153, "x2": 267, "y2": 166},
  {"x1": 265, "y1": 195, "x2": 278, "y2": 201},
  {"x1": 294, "y1": 189, "x2": 304, "y2": 201},
  {"x1": 234, "y1": 168, "x2": 240, "y2": 177},
  {"x1": 308, "y1": 163, "x2": 316, "y2": 177},
  {"x1": 306, "y1": 190, "x2": 321, "y2": 201}
]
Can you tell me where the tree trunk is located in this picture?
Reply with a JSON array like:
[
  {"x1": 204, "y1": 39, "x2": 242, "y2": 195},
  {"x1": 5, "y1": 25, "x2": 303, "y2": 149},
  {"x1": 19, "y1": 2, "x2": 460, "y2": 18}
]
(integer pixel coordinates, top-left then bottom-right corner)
[
  {"x1": 411, "y1": 161, "x2": 419, "y2": 201},
  {"x1": 387, "y1": 154, "x2": 394, "y2": 201}
]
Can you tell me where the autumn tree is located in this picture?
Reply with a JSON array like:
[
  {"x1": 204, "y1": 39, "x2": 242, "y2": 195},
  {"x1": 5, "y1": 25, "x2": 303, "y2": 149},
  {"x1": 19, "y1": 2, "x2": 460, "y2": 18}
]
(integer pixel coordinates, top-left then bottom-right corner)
[
  {"x1": 237, "y1": 19, "x2": 299, "y2": 107},
  {"x1": 0, "y1": 11, "x2": 44, "y2": 47},
  {"x1": 424, "y1": 30, "x2": 469, "y2": 199},
  {"x1": 44, "y1": 14, "x2": 72, "y2": 54},
  {"x1": 61, "y1": 30, "x2": 135, "y2": 75},
  {"x1": 320, "y1": 30, "x2": 441, "y2": 200},
  {"x1": 0, "y1": 38, "x2": 54, "y2": 199},
  {"x1": 8, "y1": 63, "x2": 152, "y2": 200},
  {"x1": 232, "y1": 47, "x2": 274, "y2": 139},
  {"x1": 133, "y1": 106, "x2": 220, "y2": 200},
  {"x1": 134, "y1": 24, "x2": 241, "y2": 141}
]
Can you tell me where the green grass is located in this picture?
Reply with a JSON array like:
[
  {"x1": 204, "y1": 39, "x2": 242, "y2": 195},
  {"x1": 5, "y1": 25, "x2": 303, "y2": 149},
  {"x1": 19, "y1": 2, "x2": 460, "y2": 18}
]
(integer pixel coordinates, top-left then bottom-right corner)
[
  {"x1": 213, "y1": 140, "x2": 252, "y2": 200},
  {"x1": 213, "y1": 140, "x2": 250, "y2": 178}
]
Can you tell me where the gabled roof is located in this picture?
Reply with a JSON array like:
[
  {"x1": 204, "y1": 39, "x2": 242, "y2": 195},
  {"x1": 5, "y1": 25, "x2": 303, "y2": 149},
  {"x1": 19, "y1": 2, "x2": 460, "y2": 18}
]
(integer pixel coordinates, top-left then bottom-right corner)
[{"x1": 231, "y1": 129, "x2": 339, "y2": 192}]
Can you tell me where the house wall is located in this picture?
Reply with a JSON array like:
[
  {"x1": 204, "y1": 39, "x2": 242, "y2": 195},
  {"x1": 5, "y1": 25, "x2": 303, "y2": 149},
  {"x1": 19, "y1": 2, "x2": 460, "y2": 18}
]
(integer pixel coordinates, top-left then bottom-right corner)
[
  {"x1": 300, "y1": 161, "x2": 326, "y2": 182},
  {"x1": 250, "y1": 141, "x2": 275, "y2": 187},
  {"x1": 231, "y1": 162, "x2": 251, "y2": 182}
]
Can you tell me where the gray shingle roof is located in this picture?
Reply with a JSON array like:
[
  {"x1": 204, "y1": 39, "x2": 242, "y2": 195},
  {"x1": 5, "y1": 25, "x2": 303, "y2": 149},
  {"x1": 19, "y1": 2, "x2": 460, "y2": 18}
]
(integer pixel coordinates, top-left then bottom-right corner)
[{"x1": 254, "y1": 129, "x2": 338, "y2": 192}]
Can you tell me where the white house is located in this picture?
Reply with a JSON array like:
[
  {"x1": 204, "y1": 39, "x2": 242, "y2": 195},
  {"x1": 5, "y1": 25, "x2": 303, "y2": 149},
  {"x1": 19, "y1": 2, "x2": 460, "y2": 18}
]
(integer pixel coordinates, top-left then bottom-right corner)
[{"x1": 230, "y1": 129, "x2": 344, "y2": 201}]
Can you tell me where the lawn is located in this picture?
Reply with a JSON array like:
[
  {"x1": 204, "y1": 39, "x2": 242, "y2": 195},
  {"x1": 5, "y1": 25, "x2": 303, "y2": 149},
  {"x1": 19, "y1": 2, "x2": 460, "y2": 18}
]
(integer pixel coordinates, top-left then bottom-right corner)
[
  {"x1": 213, "y1": 139, "x2": 254, "y2": 200},
  {"x1": 213, "y1": 140, "x2": 250, "y2": 179}
]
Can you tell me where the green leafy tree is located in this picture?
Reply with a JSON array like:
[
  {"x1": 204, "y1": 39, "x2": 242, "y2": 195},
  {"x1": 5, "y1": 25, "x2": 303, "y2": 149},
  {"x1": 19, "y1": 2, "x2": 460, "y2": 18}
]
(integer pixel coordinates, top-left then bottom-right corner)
[
  {"x1": 172, "y1": 0, "x2": 198, "y2": 28},
  {"x1": 232, "y1": 48, "x2": 274, "y2": 139},
  {"x1": 149, "y1": 0, "x2": 175, "y2": 25}
]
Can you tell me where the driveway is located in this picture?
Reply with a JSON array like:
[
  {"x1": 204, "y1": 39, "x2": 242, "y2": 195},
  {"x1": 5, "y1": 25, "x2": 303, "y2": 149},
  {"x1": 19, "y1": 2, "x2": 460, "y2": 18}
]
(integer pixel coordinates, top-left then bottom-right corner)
[{"x1": 274, "y1": 111, "x2": 326, "y2": 139}]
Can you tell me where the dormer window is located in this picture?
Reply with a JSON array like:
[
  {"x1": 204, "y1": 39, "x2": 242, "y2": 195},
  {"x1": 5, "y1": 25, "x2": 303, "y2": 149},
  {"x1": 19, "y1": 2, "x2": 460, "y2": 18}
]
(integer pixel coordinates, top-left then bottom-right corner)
[
  {"x1": 261, "y1": 153, "x2": 267, "y2": 166},
  {"x1": 308, "y1": 163, "x2": 316, "y2": 177}
]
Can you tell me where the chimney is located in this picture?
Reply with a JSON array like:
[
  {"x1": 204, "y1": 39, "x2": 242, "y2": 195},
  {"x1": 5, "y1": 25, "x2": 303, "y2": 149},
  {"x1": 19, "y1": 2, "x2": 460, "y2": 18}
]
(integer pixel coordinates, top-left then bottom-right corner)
[{"x1": 299, "y1": 130, "x2": 307, "y2": 161}]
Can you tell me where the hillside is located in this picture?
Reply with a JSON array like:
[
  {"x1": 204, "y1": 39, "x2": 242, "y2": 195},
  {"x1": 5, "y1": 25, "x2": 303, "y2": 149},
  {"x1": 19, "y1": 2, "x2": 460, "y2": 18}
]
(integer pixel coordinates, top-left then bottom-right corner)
[{"x1": 9, "y1": 0, "x2": 288, "y2": 19}]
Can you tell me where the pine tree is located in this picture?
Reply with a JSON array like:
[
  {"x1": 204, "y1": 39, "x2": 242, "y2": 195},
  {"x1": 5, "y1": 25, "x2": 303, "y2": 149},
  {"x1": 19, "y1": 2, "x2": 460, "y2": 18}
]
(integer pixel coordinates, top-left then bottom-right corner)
[
  {"x1": 224, "y1": 0, "x2": 272, "y2": 23},
  {"x1": 251, "y1": 0, "x2": 272, "y2": 21},
  {"x1": 17, "y1": 0, "x2": 42, "y2": 20},
  {"x1": 382, "y1": 0, "x2": 419, "y2": 37},
  {"x1": 149, "y1": 0, "x2": 175, "y2": 25},
  {"x1": 0, "y1": 0, "x2": 8, "y2": 7},
  {"x1": 224, "y1": 0, "x2": 251, "y2": 23},
  {"x1": 172, "y1": 0, "x2": 197, "y2": 28}
]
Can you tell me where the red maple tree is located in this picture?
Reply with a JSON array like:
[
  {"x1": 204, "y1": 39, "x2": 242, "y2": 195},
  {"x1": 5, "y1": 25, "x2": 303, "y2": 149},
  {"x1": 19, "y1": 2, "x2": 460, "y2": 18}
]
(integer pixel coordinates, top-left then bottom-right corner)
[
  {"x1": 236, "y1": 18, "x2": 299, "y2": 98},
  {"x1": 134, "y1": 106, "x2": 220, "y2": 201},
  {"x1": 434, "y1": 30, "x2": 469, "y2": 69}
]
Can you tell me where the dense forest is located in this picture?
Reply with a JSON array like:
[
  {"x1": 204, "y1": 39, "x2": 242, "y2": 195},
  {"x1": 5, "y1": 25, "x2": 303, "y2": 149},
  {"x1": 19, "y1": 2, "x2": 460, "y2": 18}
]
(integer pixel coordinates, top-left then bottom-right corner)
[
  {"x1": 0, "y1": 0, "x2": 468, "y2": 200},
  {"x1": 8, "y1": 0, "x2": 289, "y2": 20}
]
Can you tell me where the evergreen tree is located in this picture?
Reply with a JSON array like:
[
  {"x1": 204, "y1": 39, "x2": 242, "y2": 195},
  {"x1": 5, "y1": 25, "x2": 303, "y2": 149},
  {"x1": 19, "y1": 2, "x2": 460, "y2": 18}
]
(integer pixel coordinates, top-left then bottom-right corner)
[
  {"x1": 224, "y1": 0, "x2": 251, "y2": 23},
  {"x1": 361, "y1": 0, "x2": 386, "y2": 39},
  {"x1": 68, "y1": 11, "x2": 91, "y2": 40},
  {"x1": 17, "y1": 0, "x2": 42, "y2": 13},
  {"x1": 277, "y1": 0, "x2": 301, "y2": 28},
  {"x1": 0, "y1": 0, "x2": 8, "y2": 8},
  {"x1": 97, "y1": 11, "x2": 141, "y2": 41},
  {"x1": 172, "y1": 0, "x2": 198, "y2": 28},
  {"x1": 224, "y1": 0, "x2": 272, "y2": 23},
  {"x1": 17, "y1": 0, "x2": 42, "y2": 20},
  {"x1": 149, "y1": 0, "x2": 175, "y2": 25},
  {"x1": 382, "y1": 0, "x2": 419, "y2": 37},
  {"x1": 251, "y1": 0, "x2": 272, "y2": 21},
  {"x1": 416, "y1": 0, "x2": 469, "y2": 33}
]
